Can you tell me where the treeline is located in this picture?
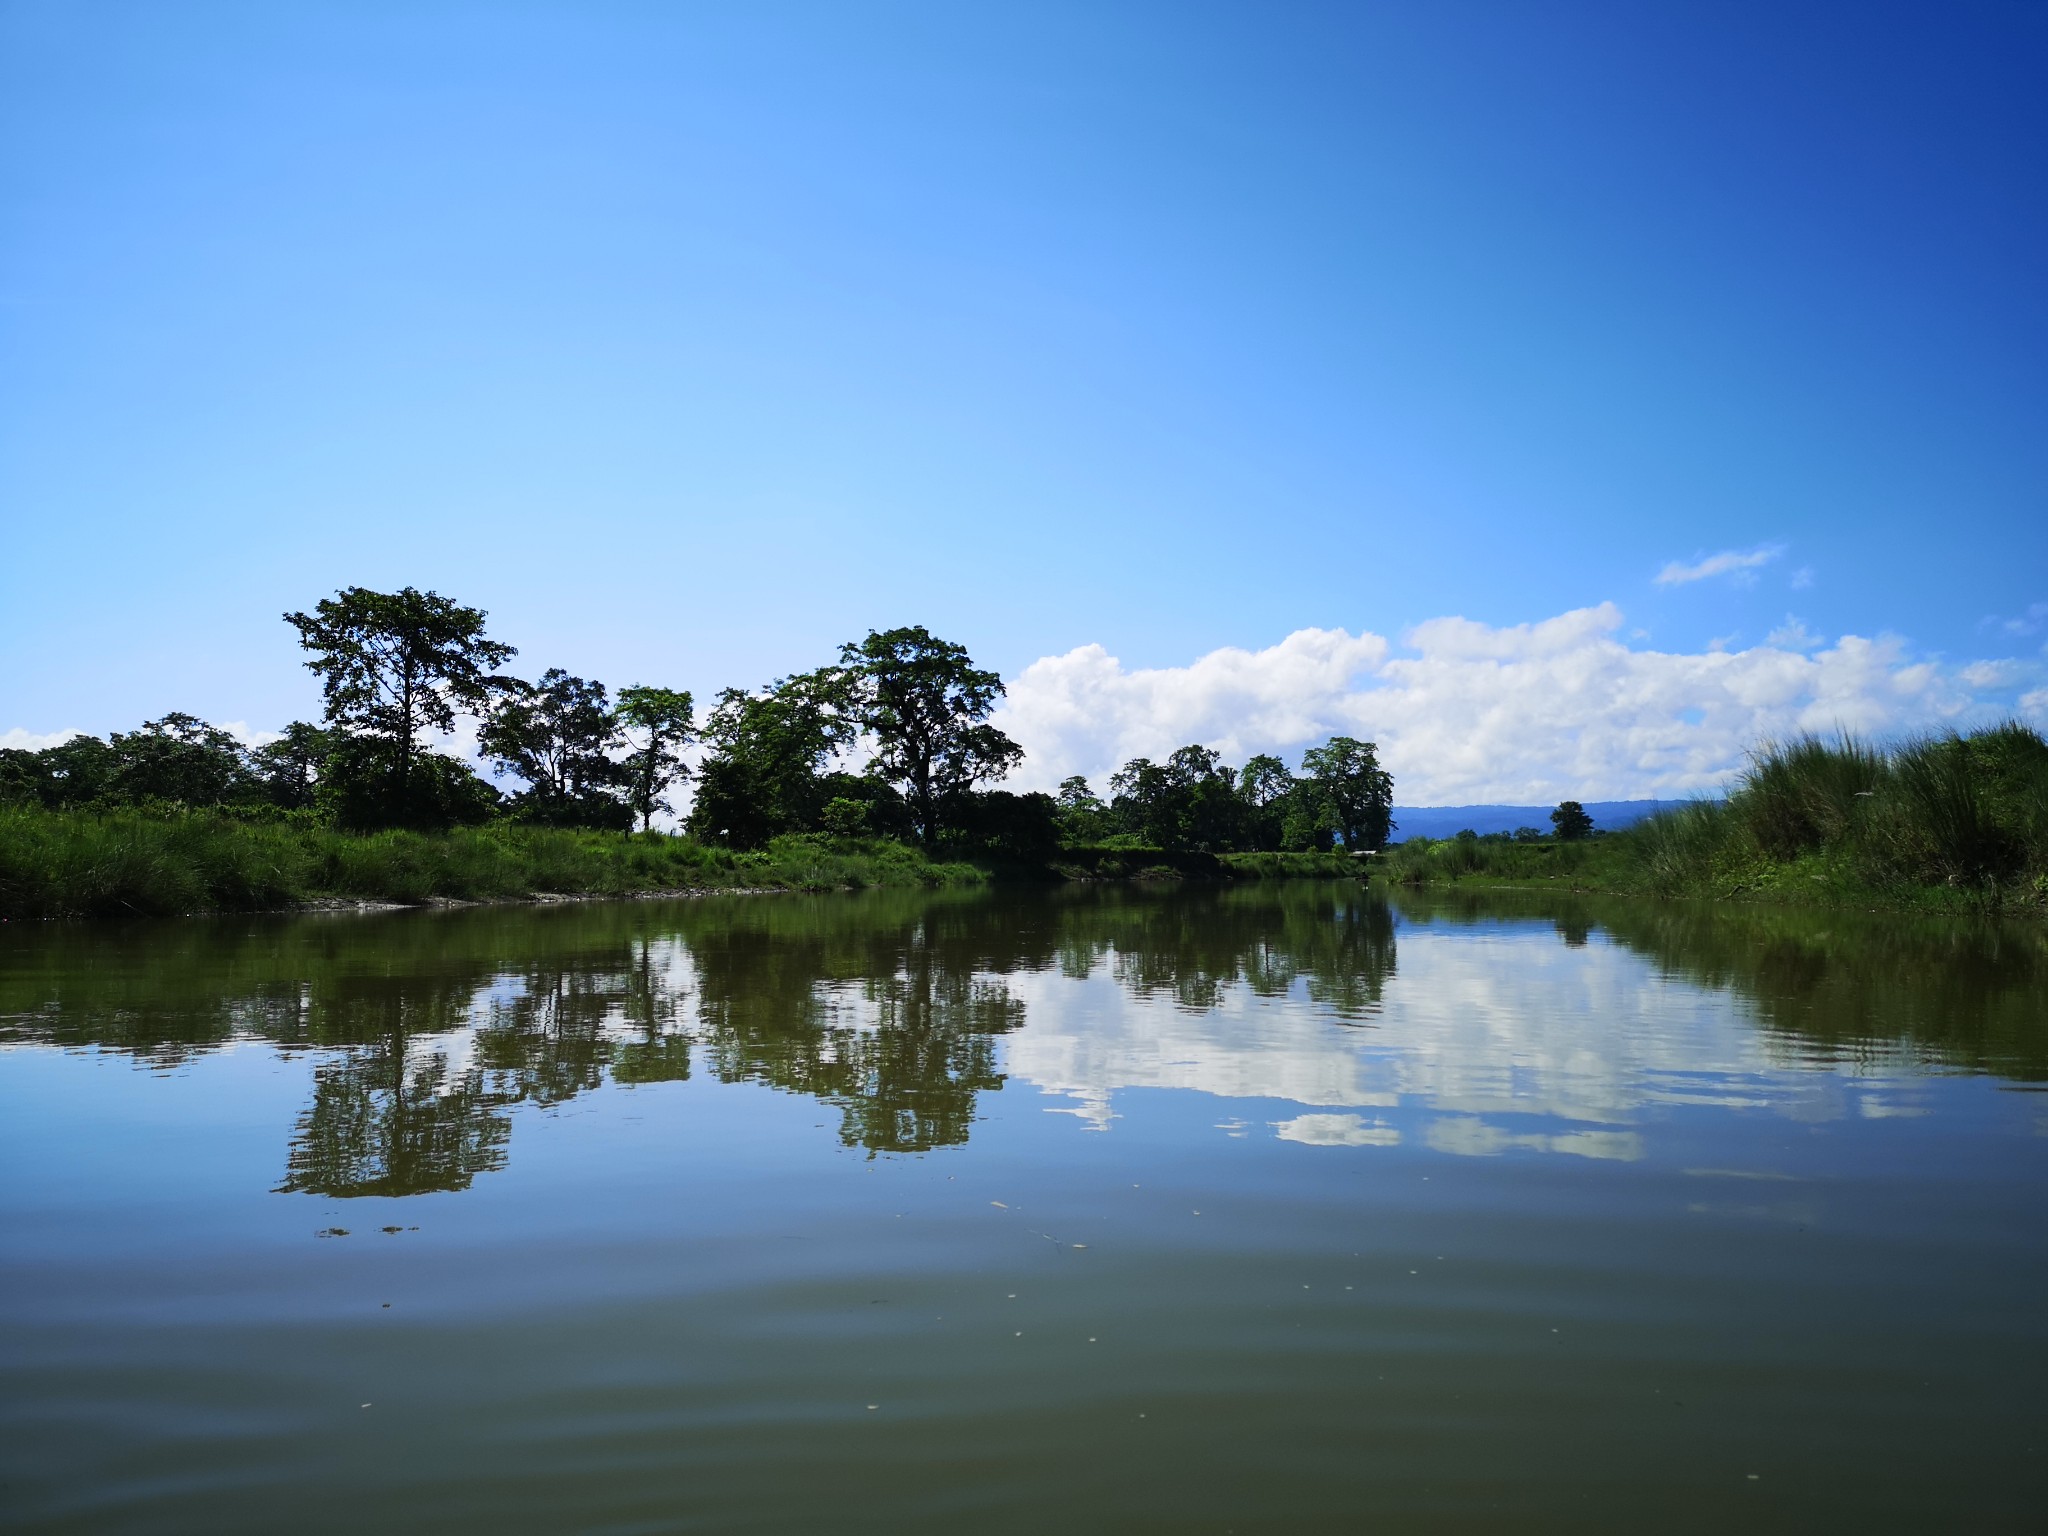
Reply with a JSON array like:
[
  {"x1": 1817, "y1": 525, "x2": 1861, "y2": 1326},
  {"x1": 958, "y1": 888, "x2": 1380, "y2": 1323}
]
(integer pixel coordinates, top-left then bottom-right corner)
[{"x1": 0, "y1": 585, "x2": 1395, "y2": 863}]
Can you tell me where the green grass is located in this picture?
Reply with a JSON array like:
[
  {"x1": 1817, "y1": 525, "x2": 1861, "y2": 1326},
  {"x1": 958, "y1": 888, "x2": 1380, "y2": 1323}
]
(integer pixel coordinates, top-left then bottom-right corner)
[
  {"x1": 1377, "y1": 722, "x2": 2048, "y2": 917},
  {"x1": 0, "y1": 809, "x2": 1371, "y2": 922},
  {"x1": 0, "y1": 809, "x2": 985, "y2": 920}
]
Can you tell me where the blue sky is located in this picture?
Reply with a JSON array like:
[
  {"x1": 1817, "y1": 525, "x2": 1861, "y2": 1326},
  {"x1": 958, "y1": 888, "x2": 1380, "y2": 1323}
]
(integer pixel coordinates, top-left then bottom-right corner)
[{"x1": 3, "y1": 1, "x2": 2044, "y2": 799}]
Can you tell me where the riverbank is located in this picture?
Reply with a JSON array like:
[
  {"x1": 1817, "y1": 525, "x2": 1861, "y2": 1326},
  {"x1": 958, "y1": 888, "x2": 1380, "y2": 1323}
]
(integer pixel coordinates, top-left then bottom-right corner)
[
  {"x1": 1376, "y1": 824, "x2": 2048, "y2": 919},
  {"x1": 0, "y1": 808, "x2": 1364, "y2": 920},
  {"x1": 1375, "y1": 726, "x2": 2048, "y2": 919}
]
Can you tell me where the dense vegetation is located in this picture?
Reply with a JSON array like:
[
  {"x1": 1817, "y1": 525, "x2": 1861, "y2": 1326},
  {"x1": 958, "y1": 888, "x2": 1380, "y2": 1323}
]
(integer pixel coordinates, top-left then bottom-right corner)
[
  {"x1": 14, "y1": 583, "x2": 2038, "y2": 921},
  {"x1": 0, "y1": 586, "x2": 1374, "y2": 917},
  {"x1": 1381, "y1": 727, "x2": 2048, "y2": 914}
]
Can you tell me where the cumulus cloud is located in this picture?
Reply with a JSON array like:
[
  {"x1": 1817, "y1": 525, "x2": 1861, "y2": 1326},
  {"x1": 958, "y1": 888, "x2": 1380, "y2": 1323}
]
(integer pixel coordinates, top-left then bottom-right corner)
[
  {"x1": 0, "y1": 728, "x2": 85, "y2": 752},
  {"x1": 1273, "y1": 1113, "x2": 1401, "y2": 1148},
  {"x1": 0, "y1": 722, "x2": 281, "y2": 751},
  {"x1": 1654, "y1": 545, "x2": 1784, "y2": 586},
  {"x1": 994, "y1": 604, "x2": 2035, "y2": 804}
]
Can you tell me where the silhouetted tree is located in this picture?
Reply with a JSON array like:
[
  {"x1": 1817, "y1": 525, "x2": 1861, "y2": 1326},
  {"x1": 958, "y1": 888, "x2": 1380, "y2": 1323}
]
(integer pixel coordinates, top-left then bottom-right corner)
[
  {"x1": 108, "y1": 713, "x2": 251, "y2": 806},
  {"x1": 688, "y1": 669, "x2": 857, "y2": 847},
  {"x1": 616, "y1": 685, "x2": 695, "y2": 833},
  {"x1": 1551, "y1": 800, "x2": 1594, "y2": 840},
  {"x1": 248, "y1": 723, "x2": 331, "y2": 812},
  {"x1": 840, "y1": 626, "x2": 1021, "y2": 845},
  {"x1": 482, "y1": 669, "x2": 630, "y2": 828},
  {"x1": 284, "y1": 586, "x2": 515, "y2": 826}
]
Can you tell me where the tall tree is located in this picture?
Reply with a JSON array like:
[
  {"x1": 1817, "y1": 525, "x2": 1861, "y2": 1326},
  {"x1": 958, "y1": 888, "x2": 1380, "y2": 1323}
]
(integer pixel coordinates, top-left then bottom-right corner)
[
  {"x1": 839, "y1": 626, "x2": 1021, "y2": 845},
  {"x1": 481, "y1": 669, "x2": 628, "y2": 827},
  {"x1": 1237, "y1": 752, "x2": 1296, "y2": 852},
  {"x1": 687, "y1": 669, "x2": 857, "y2": 847},
  {"x1": 616, "y1": 685, "x2": 696, "y2": 834},
  {"x1": 108, "y1": 713, "x2": 252, "y2": 806},
  {"x1": 1054, "y1": 774, "x2": 1113, "y2": 843},
  {"x1": 248, "y1": 723, "x2": 331, "y2": 812},
  {"x1": 1300, "y1": 736, "x2": 1395, "y2": 851},
  {"x1": 1108, "y1": 746, "x2": 1242, "y2": 850},
  {"x1": 1550, "y1": 800, "x2": 1594, "y2": 841},
  {"x1": 283, "y1": 587, "x2": 515, "y2": 818}
]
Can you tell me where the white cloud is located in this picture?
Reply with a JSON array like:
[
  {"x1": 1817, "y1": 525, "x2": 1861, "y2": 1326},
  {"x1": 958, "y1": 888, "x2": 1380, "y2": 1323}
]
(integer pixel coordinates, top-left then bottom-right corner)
[
  {"x1": 1654, "y1": 545, "x2": 1785, "y2": 586},
  {"x1": 1274, "y1": 1113, "x2": 1401, "y2": 1147},
  {"x1": 1958, "y1": 659, "x2": 2023, "y2": 690},
  {"x1": 0, "y1": 728, "x2": 85, "y2": 752},
  {"x1": 0, "y1": 723, "x2": 281, "y2": 752},
  {"x1": 994, "y1": 604, "x2": 2032, "y2": 803},
  {"x1": 1790, "y1": 566, "x2": 1815, "y2": 590},
  {"x1": 215, "y1": 720, "x2": 284, "y2": 751},
  {"x1": 993, "y1": 626, "x2": 1386, "y2": 790},
  {"x1": 1765, "y1": 617, "x2": 1823, "y2": 651}
]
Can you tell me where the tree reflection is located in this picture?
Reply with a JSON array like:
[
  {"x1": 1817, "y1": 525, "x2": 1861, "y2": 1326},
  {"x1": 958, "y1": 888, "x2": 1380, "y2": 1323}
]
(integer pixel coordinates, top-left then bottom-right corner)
[
  {"x1": 278, "y1": 1048, "x2": 509, "y2": 1197},
  {"x1": 9, "y1": 879, "x2": 2039, "y2": 1195},
  {"x1": 1393, "y1": 888, "x2": 2048, "y2": 1081}
]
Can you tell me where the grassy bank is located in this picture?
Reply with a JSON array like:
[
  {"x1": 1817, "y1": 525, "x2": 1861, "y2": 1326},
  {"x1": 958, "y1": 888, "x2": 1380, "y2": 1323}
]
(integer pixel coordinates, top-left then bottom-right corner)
[
  {"x1": 0, "y1": 808, "x2": 988, "y2": 920},
  {"x1": 0, "y1": 811, "x2": 1365, "y2": 920},
  {"x1": 1379, "y1": 725, "x2": 2048, "y2": 917}
]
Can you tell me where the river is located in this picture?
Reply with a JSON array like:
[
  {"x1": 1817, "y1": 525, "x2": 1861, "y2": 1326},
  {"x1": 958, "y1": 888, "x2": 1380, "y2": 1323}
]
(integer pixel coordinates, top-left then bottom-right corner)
[{"x1": 2, "y1": 884, "x2": 2044, "y2": 1532}]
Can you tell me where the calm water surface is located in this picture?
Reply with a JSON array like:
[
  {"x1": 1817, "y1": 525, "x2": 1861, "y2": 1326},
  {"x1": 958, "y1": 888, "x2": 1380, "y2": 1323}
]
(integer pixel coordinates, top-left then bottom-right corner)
[{"x1": 2, "y1": 883, "x2": 2045, "y2": 1533}]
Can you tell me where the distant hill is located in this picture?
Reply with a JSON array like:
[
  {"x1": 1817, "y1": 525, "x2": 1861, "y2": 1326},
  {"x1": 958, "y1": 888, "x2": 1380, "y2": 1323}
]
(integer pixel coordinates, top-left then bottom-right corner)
[{"x1": 1387, "y1": 800, "x2": 1679, "y2": 842}]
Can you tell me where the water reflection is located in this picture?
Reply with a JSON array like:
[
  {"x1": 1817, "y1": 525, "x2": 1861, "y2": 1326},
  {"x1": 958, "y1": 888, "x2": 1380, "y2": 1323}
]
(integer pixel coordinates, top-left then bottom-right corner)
[{"x1": 2, "y1": 884, "x2": 2044, "y2": 1194}]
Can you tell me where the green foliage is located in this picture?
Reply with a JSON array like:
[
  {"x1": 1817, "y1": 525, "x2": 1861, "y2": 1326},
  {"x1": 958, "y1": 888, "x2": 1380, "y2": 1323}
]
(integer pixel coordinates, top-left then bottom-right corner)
[
  {"x1": 1107, "y1": 747, "x2": 1246, "y2": 851},
  {"x1": 839, "y1": 625, "x2": 1022, "y2": 844},
  {"x1": 1737, "y1": 735, "x2": 1881, "y2": 857},
  {"x1": 1550, "y1": 799, "x2": 1595, "y2": 841},
  {"x1": 687, "y1": 670, "x2": 859, "y2": 847},
  {"x1": 615, "y1": 684, "x2": 695, "y2": 833},
  {"x1": 480, "y1": 668, "x2": 632, "y2": 830},
  {"x1": 318, "y1": 736, "x2": 503, "y2": 832},
  {"x1": 283, "y1": 586, "x2": 517, "y2": 827},
  {"x1": 1054, "y1": 775, "x2": 1114, "y2": 844},
  {"x1": 106, "y1": 713, "x2": 251, "y2": 805},
  {"x1": 248, "y1": 723, "x2": 331, "y2": 812},
  {"x1": 1386, "y1": 724, "x2": 2048, "y2": 914},
  {"x1": 0, "y1": 806, "x2": 984, "y2": 919},
  {"x1": 940, "y1": 788, "x2": 1062, "y2": 864},
  {"x1": 1300, "y1": 736, "x2": 1395, "y2": 851},
  {"x1": 1236, "y1": 753, "x2": 1295, "y2": 851}
]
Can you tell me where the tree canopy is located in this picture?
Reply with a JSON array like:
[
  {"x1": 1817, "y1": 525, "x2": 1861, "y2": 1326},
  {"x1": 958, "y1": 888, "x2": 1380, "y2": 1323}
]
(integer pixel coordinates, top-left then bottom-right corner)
[
  {"x1": 616, "y1": 685, "x2": 696, "y2": 833},
  {"x1": 284, "y1": 587, "x2": 515, "y2": 826},
  {"x1": 8, "y1": 589, "x2": 1429, "y2": 858},
  {"x1": 481, "y1": 669, "x2": 631, "y2": 829},
  {"x1": 839, "y1": 626, "x2": 1022, "y2": 844},
  {"x1": 1551, "y1": 800, "x2": 1595, "y2": 840},
  {"x1": 687, "y1": 669, "x2": 860, "y2": 848},
  {"x1": 1300, "y1": 736, "x2": 1396, "y2": 851}
]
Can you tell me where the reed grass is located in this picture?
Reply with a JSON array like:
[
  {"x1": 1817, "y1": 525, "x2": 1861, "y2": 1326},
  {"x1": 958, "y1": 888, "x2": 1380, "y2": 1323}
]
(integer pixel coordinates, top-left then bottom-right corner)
[
  {"x1": 1378, "y1": 722, "x2": 2048, "y2": 914},
  {"x1": 0, "y1": 809, "x2": 983, "y2": 920}
]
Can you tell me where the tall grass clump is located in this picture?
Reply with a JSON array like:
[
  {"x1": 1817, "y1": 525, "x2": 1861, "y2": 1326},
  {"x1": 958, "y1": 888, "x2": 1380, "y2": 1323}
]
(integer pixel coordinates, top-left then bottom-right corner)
[
  {"x1": 1738, "y1": 734, "x2": 1886, "y2": 859},
  {"x1": 0, "y1": 807, "x2": 308, "y2": 919},
  {"x1": 1863, "y1": 727, "x2": 2045, "y2": 891},
  {"x1": 1627, "y1": 798, "x2": 1734, "y2": 896},
  {"x1": 0, "y1": 808, "x2": 986, "y2": 920},
  {"x1": 1624, "y1": 722, "x2": 2048, "y2": 908}
]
